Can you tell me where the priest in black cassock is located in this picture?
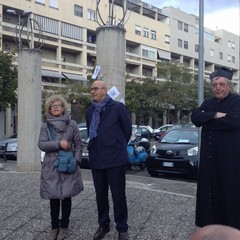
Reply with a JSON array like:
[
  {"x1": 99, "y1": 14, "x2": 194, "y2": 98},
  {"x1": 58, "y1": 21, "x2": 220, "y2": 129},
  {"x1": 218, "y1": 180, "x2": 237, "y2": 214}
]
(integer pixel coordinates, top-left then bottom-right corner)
[{"x1": 191, "y1": 67, "x2": 240, "y2": 229}]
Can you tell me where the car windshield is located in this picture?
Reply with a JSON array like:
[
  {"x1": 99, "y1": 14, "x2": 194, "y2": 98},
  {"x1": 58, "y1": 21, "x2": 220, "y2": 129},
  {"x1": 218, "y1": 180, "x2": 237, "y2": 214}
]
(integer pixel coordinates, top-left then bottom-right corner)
[
  {"x1": 8, "y1": 133, "x2": 17, "y2": 138},
  {"x1": 161, "y1": 130, "x2": 198, "y2": 144}
]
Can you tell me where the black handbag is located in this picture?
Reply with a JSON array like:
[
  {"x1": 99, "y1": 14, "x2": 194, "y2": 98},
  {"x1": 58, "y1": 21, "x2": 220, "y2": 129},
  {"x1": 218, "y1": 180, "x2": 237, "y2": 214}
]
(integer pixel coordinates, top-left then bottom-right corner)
[{"x1": 48, "y1": 124, "x2": 77, "y2": 174}]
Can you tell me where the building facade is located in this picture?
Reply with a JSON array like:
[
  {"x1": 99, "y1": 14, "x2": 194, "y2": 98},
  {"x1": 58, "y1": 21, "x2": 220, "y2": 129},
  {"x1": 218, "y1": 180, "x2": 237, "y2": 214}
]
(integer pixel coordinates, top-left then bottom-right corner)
[{"x1": 0, "y1": 0, "x2": 239, "y2": 138}]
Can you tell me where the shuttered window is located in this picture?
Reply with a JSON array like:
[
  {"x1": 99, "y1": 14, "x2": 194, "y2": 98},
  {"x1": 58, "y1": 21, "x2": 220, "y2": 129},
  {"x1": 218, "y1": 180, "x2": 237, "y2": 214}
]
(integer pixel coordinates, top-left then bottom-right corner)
[
  {"x1": 61, "y1": 22, "x2": 83, "y2": 40},
  {"x1": 35, "y1": 15, "x2": 59, "y2": 35}
]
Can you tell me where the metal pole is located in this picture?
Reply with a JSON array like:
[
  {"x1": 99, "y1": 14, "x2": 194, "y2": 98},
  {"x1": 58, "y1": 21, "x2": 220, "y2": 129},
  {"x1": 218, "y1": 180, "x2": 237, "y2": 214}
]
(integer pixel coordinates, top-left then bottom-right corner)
[
  {"x1": 198, "y1": 0, "x2": 204, "y2": 106},
  {"x1": 18, "y1": 14, "x2": 21, "y2": 48},
  {"x1": 198, "y1": 0, "x2": 204, "y2": 168}
]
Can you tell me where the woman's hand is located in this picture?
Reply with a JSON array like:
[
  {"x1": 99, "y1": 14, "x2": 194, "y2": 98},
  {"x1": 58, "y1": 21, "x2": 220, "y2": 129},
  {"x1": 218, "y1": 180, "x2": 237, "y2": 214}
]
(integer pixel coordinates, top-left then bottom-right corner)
[{"x1": 59, "y1": 139, "x2": 71, "y2": 150}]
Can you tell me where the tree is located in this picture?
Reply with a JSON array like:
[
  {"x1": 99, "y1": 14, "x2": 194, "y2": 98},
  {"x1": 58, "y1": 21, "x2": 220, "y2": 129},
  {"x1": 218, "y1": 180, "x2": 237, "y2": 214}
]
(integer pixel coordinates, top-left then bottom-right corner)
[
  {"x1": 125, "y1": 61, "x2": 211, "y2": 125},
  {"x1": 52, "y1": 79, "x2": 92, "y2": 122},
  {"x1": 0, "y1": 51, "x2": 18, "y2": 110},
  {"x1": 157, "y1": 61, "x2": 198, "y2": 111},
  {"x1": 125, "y1": 78, "x2": 164, "y2": 123}
]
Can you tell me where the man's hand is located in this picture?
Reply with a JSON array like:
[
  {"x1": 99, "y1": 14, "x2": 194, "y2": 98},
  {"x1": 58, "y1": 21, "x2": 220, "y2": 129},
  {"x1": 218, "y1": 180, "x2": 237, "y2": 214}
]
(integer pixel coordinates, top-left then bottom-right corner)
[{"x1": 214, "y1": 112, "x2": 227, "y2": 118}]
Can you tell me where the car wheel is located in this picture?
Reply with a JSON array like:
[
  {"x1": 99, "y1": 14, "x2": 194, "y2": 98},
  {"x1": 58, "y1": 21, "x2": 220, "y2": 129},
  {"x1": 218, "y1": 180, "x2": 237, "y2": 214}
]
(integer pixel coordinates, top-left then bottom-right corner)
[
  {"x1": 147, "y1": 168, "x2": 158, "y2": 177},
  {"x1": 140, "y1": 163, "x2": 146, "y2": 170}
]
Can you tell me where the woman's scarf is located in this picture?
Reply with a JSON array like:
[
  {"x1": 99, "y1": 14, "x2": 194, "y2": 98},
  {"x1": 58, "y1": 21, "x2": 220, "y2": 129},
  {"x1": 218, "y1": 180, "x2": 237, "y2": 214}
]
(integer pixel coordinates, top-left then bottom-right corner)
[
  {"x1": 89, "y1": 94, "x2": 111, "y2": 140},
  {"x1": 46, "y1": 111, "x2": 70, "y2": 135}
]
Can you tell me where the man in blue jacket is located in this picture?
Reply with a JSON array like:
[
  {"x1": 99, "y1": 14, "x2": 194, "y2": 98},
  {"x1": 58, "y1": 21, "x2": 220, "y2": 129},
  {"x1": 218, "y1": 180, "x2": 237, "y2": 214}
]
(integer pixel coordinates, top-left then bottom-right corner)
[{"x1": 86, "y1": 80, "x2": 132, "y2": 240}]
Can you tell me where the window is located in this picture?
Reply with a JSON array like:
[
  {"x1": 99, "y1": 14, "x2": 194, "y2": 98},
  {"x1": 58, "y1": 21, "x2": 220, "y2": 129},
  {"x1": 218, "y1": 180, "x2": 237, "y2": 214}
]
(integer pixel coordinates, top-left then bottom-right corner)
[
  {"x1": 4, "y1": 43, "x2": 10, "y2": 51},
  {"x1": 228, "y1": 55, "x2": 231, "y2": 62},
  {"x1": 62, "y1": 22, "x2": 83, "y2": 40},
  {"x1": 88, "y1": 9, "x2": 95, "y2": 21},
  {"x1": 36, "y1": 0, "x2": 45, "y2": 4},
  {"x1": 142, "y1": 68, "x2": 152, "y2": 77},
  {"x1": 165, "y1": 35, "x2": 170, "y2": 44},
  {"x1": 49, "y1": 0, "x2": 58, "y2": 8},
  {"x1": 232, "y1": 56, "x2": 235, "y2": 63},
  {"x1": 142, "y1": 48, "x2": 155, "y2": 60},
  {"x1": 178, "y1": 39, "x2": 182, "y2": 48},
  {"x1": 74, "y1": 5, "x2": 83, "y2": 17},
  {"x1": 143, "y1": 28, "x2": 149, "y2": 38},
  {"x1": 228, "y1": 41, "x2": 231, "y2": 48},
  {"x1": 142, "y1": 49, "x2": 148, "y2": 57},
  {"x1": 135, "y1": 25, "x2": 141, "y2": 35},
  {"x1": 184, "y1": 23, "x2": 188, "y2": 32},
  {"x1": 35, "y1": 15, "x2": 59, "y2": 34},
  {"x1": 151, "y1": 30, "x2": 156, "y2": 40},
  {"x1": 210, "y1": 49, "x2": 214, "y2": 57},
  {"x1": 219, "y1": 52, "x2": 223, "y2": 60},
  {"x1": 184, "y1": 41, "x2": 188, "y2": 49},
  {"x1": 149, "y1": 50, "x2": 155, "y2": 59},
  {"x1": 178, "y1": 21, "x2": 183, "y2": 30},
  {"x1": 232, "y1": 42, "x2": 235, "y2": 49},
  {"x1": 195, "y1": 44, "x2": 199, "y2": 52}
]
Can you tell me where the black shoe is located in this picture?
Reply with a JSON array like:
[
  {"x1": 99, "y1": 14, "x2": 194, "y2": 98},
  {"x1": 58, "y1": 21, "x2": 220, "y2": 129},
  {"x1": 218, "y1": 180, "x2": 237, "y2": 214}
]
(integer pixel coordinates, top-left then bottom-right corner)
[
  {"x1": 118, "y1": 232, "x2": 128, "y2": 240},
  {"x1": 93, "y1": 227, "x2": 110, "y2": 240}
]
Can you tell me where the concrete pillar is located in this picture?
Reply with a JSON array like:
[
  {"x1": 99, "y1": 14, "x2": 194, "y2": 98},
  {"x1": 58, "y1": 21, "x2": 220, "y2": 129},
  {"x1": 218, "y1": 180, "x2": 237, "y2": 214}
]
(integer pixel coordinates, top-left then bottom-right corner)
[
  {"x1": 5, "y1": 106, "x2": 13, "y2": 137},
  {"x1": 17, "y1": 49, "x2": 42, "y2": 172},
  {"x1": 163, "y1": 110, "x2": 167, "y2": 125},
  {"x1": 96, "y1": 26, "x2": 126, "y2": 102},
  {"x1": 131, "y1": 112, "x2": 136, "y2": 125}
]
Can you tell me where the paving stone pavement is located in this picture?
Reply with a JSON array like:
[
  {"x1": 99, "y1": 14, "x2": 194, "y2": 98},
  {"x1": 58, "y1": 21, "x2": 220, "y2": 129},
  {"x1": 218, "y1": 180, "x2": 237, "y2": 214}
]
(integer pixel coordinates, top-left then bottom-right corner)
[{"x1": 0, "y1": 159, "x2": 198, "y2": 240}]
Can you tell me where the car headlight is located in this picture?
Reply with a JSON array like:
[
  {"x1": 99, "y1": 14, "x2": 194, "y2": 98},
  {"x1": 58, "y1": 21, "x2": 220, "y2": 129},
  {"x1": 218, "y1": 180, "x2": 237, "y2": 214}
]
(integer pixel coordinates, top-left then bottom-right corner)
[
  {"x1": 82, "y1": 152, "x2": 89, "y2": 157},
  {"x1": 6, "y1": 142, "x2": 17, "y2": 151},
  {"x1": 41, "y1": 151, "x2": 45, "y2": 163},
  {"x1": 187, "y1": 146, "x2": 198, "y2": 156},
  {"x1": 151, "y1": 145, "x2": 157, "y2": 154}
]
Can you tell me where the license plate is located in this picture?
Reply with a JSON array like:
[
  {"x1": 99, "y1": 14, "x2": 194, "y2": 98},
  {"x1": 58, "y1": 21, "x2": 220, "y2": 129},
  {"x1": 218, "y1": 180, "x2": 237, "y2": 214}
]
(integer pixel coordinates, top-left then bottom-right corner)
[{"x1": 162, "y1": 162, "x2": 174, "y2": 167}]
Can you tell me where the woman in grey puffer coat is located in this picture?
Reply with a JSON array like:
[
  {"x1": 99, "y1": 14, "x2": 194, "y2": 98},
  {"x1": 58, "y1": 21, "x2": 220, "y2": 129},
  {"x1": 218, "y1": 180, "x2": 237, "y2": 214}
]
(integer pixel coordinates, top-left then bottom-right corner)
[{"x1": 38, "y1": 95, "x2": 83, "y2": 240}]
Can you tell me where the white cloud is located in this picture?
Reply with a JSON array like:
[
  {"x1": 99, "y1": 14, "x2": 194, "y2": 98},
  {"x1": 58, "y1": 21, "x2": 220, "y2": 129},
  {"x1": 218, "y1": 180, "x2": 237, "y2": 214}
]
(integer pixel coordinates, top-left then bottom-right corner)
[
  {"x1": 143, "y1": 0, "x2": 239, "y2": 36},
  {"x1": 205, "y1": 8, "x2": 239, "y2": 35}
]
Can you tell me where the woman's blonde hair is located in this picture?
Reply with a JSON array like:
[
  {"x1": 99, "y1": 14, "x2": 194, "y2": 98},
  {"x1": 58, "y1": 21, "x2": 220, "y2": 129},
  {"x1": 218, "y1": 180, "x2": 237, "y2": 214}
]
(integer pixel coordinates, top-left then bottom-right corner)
[{"x1": 45, "y1": 95, "x2": 68, "y2": 113}]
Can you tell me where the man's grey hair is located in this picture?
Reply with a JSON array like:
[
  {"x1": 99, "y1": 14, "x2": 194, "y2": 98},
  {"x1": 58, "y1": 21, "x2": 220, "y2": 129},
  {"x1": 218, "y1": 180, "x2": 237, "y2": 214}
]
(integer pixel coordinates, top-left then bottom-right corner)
[{"x1": 210, "y1": 77, "x2": 232, "y2": 86}]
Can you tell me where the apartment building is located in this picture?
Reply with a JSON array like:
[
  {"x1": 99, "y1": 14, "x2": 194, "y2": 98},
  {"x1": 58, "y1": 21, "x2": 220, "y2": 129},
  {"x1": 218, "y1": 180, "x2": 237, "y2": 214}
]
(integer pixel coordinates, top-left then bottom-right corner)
[
  {"x1": 1, "y1": 0, "x2": 239, "y2": 86},
  {"x1": 161, "y1": 6, "x2": 239, "y2": 90},
  {"x1": 0, "y1": 0, "x2": 239, "y2": 138}
]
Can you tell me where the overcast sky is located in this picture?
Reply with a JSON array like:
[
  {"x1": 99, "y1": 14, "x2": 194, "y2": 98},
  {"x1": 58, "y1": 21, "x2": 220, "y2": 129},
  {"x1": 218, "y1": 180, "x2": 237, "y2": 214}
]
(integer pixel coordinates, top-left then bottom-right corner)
[{"x1": 143, "y1": 0, "x2": 240, "y2": 35}]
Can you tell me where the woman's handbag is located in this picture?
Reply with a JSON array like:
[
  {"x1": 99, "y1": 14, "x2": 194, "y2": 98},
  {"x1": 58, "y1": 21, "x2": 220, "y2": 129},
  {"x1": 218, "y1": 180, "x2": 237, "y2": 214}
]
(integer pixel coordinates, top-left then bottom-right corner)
[{"x1": 48, "y1": 124, "x2": 77, "y2": 174}]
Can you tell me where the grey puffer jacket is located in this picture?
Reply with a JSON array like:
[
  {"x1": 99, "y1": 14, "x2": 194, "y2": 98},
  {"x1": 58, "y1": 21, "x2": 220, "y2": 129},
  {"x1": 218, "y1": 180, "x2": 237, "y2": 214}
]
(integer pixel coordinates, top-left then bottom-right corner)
[{"x1": 38, "y1": 112, "x2": 83, "y2": 199}]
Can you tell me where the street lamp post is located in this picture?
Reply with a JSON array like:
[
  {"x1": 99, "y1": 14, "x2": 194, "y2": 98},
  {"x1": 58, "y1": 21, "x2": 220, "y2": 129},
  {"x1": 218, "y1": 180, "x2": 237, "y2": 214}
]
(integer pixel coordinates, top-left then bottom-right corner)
[{"x1": 6, "y1": 9, "x2": 32, "y2": 49}]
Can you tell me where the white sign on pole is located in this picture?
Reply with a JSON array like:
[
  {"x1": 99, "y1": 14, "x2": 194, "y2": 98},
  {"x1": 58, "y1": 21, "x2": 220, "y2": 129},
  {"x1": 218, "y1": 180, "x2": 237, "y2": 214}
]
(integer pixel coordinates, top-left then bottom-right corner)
[
  {"x1": 92, "y1": 65, "x2": 101, "y2": 79},
  {"x1": 108, "y1": 86, "x2": 120, "y2": 100}
]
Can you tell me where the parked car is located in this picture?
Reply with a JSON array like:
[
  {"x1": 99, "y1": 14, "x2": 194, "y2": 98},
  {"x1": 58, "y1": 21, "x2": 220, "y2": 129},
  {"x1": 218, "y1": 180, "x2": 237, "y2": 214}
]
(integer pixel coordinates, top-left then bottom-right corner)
[
  {"x1": 0, "y1": 133, "x2": 17, "y2": 160},
  {"x1": 80, "y1": 138, "x2": 90, "y2": 169},
  {"x1": 146, "y1": 128, "x2": 199, "y2": 178},
  {"x1": 78, "y1": 126, "x2": 90, "y2": 169},
  {"x1": 78, "y1": 127, "x2": 88, "y2": 141},
  {"x1": 78, "y1": 122, "x2": 87, "y2": 128},
  {"x1": 153, "y1": 124, "x2": 173, "y2": 140},
  {"x1": 132, "y1": 125, "x2": 154, "y2": 140},
  {"x1": 1, "y1": 128, "x2": 89, "y2": 162}
]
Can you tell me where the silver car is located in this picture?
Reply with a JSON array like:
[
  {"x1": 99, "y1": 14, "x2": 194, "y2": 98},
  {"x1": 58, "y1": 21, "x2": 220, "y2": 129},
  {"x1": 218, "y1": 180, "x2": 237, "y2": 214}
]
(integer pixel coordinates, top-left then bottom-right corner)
[{"x1": 0, "y1": 133, "x2": 18, "y2": 160}]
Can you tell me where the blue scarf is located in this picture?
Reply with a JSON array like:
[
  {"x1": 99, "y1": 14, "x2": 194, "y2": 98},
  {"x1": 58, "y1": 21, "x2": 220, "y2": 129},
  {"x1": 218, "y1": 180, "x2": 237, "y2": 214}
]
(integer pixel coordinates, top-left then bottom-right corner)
[{"x1": 89, "y1": 94, "x2": 111, "y2": 140}]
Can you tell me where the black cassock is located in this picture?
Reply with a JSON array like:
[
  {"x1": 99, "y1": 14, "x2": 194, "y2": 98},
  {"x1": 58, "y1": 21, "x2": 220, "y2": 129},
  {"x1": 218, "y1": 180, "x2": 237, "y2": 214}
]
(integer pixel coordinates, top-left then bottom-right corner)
[{"x1": 191, "y1": 92, "x2": 240, "y2": 229}]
